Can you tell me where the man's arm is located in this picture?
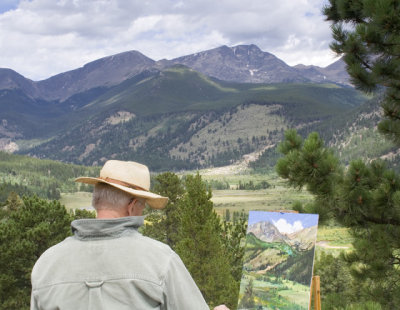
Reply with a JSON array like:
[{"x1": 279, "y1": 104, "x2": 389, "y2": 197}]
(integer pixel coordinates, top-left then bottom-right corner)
[
  {"x1": 30, "y1": 291, "x2": 39, "y2": 310},
  {"x1": 163, "y1": 252, "x2": 231, "y2": 310},
  {"x1": 163, "y1": 252, "x2": 209, "y2": 309}
]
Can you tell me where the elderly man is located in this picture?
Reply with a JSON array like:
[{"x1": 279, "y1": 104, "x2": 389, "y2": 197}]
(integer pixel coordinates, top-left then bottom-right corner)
[{"x1": 31, "y1": 160, "x2": 229, "y2": 310}]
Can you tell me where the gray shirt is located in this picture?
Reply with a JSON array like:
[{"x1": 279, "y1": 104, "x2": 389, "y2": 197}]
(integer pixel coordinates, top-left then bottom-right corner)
[{"x1": 31, "y1": 216, "x2": 209, "y2": 310}]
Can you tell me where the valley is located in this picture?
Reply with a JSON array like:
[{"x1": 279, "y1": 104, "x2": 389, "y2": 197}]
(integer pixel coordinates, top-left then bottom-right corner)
[{"x1": 0, "y1": 43, "x2": 384, "y2": 265}]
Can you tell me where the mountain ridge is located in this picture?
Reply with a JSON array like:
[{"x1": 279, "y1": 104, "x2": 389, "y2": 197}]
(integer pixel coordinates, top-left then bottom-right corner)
[{"x1": 0, "y1": 44, "x2": 350, "y2": 103}]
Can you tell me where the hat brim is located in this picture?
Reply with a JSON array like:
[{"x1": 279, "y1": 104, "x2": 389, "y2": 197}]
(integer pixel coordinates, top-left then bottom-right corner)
[{"x1": 75, "y1": 177, "x2": 168, "y2": 209}]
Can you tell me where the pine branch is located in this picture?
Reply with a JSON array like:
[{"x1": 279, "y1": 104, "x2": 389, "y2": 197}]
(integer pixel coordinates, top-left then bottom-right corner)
[{"x1": 361, "y1": 215, "x2": 400, "y2": 226}]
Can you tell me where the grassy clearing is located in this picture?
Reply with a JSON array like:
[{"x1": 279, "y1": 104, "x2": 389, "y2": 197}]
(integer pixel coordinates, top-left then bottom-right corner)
[
  {"x1": 316, "y1": 226, "x2": 353, "y2": 247},
  {"x1": 60, "y1": 192, "x2": 93, "y2": 211},
  {"x1": 315, "y1": 226, "x2": 354, "y2": 257},
  {"x1": 204, "y1": 171, "x2": 313, "y2": 217}
]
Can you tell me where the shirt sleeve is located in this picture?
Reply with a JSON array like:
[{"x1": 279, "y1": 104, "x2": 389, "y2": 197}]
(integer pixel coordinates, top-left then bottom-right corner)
[
  {"x1": 163, "y1": 252, "x2": 209, "y2": 310},
  {"x1": 30, "y1": 291, "x2": 39, "y2": 310}
]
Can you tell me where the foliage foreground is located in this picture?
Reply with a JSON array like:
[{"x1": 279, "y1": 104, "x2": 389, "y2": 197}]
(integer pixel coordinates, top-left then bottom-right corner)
[
  {"x1": 277, "y1": 129, "x2": 400, "y2": 308},
  {"x1": 0, "y1": 195, "x2": 94, "y2": 310},
  {"x1": 0, "y1": 173, "x2": 247, "y2": 310}
]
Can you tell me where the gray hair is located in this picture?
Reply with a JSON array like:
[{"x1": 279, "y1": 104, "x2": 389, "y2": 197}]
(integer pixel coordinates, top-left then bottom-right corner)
[{"x1": 92, "y1": 183, "x2": 133, "y2": 211}]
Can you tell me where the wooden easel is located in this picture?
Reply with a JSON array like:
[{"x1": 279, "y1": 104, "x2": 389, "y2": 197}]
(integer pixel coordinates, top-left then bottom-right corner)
[{"x1": 309, "y1": 275, "x2": 321, "y2": 310}]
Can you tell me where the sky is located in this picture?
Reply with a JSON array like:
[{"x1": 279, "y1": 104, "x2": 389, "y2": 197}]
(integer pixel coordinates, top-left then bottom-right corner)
[
  {"x1": 248, "y1": 211, "x2": 319, "y2": 234},
  {"x1": 0, "y1": 0, "x2": 338, "y2": 81}
]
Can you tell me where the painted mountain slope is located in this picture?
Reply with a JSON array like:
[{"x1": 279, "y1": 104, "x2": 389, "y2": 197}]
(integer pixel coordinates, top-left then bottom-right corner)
[{"x1": 247, "y1": 221, "x2": 317, "y2": 251}]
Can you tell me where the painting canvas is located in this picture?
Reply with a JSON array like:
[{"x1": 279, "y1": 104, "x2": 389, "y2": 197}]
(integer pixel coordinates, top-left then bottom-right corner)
[{"x1": 238, "y1": 211, "x2": 319, "y2": 310}]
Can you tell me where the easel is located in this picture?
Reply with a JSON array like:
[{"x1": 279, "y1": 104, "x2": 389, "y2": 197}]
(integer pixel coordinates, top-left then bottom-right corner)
[{"x1": 309, "y1": 275, "x2": 321, "y2": 310}]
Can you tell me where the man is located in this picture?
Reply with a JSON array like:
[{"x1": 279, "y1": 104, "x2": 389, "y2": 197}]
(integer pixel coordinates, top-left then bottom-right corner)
[{"x1": 31, "y1": 160, "x2": 229, "y2": 310}]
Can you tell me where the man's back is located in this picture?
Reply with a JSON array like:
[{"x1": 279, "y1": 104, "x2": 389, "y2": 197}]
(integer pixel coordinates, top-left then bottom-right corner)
[{"x1": 31, "y1": 217, "x2": 209, "y2": 310}]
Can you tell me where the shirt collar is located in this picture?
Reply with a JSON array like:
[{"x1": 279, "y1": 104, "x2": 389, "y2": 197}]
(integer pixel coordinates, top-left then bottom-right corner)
[{"x1": 71, "y1": 216, "x2": 144, "y2": 240}]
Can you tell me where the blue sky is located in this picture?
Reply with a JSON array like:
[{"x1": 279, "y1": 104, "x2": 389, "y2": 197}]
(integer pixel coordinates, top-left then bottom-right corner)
[
  {"x1": 248, "y1": 211, "x2": 319, "y2": 234},
  {"x1": 0, "y1": 0, "x2": 20, "y2": 14},
  {"x1": 0, "y1": 0, "x2": 335, "y2": 81}
]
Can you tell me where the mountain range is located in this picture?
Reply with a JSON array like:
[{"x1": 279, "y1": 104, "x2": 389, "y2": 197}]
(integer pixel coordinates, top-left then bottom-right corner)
[
  {"x1": 0, "y1": 44, "x2": 349, "y2": 102},
  {"x1": 248, "y1": 221, "x2": 317, "y2": 251},
  {"x1": 0, "y1": 44, "x2": 382, "y2": 171}
]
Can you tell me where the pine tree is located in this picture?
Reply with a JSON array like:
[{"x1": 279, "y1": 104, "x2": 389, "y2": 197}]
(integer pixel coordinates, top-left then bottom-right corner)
[
  {"x1": 304, "y1": 2, "x2": 400, "y2": 306},
  {"x1": 276, "y1": 130, "x2": 400, "y2": 308},
  {"x1": 175, "y1": 173, "x2": 238, "y2": 309},
  {"x1": 0, "y1": 195, "x2": 73, "y2": 310},
  {"x1": 143, "y1": 172, "x2": 246, "y2": 308},
  {"x1": 313, "y1": 252, "x2": 356, "y2": 310},
  {"x1": 221, "y1": 217, "x2": 247, "y2": 284},
  {"x1": 142, "y1": 172, "x2": 184, "y2": 247},
  {"x1": 323, "y1": 0, "x2": 400, "y2": 143}
]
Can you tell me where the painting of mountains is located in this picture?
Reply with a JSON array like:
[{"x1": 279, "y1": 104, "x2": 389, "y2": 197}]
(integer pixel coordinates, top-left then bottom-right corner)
[{"x1": 238, "y1": 211, "x2": 319, "y2": 310}]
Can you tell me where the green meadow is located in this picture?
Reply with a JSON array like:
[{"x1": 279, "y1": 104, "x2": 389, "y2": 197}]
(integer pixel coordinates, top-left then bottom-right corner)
[{"x1": 60, "y1": 192, "x2": 93, "y2": 211}]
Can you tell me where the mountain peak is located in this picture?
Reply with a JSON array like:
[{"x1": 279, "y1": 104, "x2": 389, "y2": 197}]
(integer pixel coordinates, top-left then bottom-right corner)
[
  {"x1": 169, "y1": 44, "x2": 305, "y2": 83},
  {"x1": 231, "y1": 44, "x2": 263, "y2": 53},
  {"x1": 36, "y1": 50, "x2": 156, "y2": 101},
  {"x1": 0, "y1": 68, "x2": 39, "y2": 97},
  {"x1": 248, "y1": 221, "x2": 289, "y2": 243},
  {"x1": 82, "y1": 50, "x2": 154, "y2": 70}
]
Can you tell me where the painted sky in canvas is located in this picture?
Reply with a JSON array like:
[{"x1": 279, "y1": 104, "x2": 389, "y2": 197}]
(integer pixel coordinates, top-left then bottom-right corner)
[
  {"x1": 0, "y1": 0, "x2": 336, "y2": 80},
  {"x1": 248, "y1": 211, "x2": 319, "y2": 234}
]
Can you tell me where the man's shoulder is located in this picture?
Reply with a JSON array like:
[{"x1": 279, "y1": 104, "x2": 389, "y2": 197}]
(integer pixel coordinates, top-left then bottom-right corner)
[
  {"x1": 31, "y1": 236, "x2": 73, "y2": 279},
  {"x1": 37, "y1": 236, "x2": 73, "y2": 259},
  {"x1": 137, "y1": 234, "x2": 175, "y2": 255}
]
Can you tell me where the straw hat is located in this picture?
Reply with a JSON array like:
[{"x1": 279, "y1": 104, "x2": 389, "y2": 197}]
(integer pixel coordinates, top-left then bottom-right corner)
[{"x1": 75, "y1": 160, "x2": 168, "y2": 209}]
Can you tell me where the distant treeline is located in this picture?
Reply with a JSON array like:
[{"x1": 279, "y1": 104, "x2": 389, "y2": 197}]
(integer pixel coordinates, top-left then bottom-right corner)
[{"x1": 204, "y1": 179, "x2": 271, "y2": 190}]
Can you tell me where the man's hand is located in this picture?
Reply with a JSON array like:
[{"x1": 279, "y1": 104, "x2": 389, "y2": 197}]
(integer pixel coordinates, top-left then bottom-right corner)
[{"x1": 214, "y1": 305, "x2": 230, "y2": 310}]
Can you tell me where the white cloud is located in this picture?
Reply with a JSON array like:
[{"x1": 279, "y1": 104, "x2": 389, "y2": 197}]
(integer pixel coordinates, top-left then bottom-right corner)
[
  {"x1": 0, "y1": 0, "x2": 335, "y2": 80},
  {"x1": 273, "y1": 219, "x2": 304, "y2": 234}
]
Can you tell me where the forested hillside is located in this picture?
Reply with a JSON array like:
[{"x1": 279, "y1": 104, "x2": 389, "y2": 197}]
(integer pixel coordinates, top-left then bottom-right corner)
[
  {"x1": 251, "y1": 92, "x2": 400, "y2": 172},
  {"x1": 0, "y1": 152, "x2": 99, "y2": 201},
  {"x1": 16, "y1": 69, "x2": 366, "y2": 171}
]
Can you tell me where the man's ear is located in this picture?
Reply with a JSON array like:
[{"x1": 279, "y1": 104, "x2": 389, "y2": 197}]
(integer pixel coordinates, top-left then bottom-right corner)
[{"x1": 127, "y1": 199, "x2": 136, "y2": 216}]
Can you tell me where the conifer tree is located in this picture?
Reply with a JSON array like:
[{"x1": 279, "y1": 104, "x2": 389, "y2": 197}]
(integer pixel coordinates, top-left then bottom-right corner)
[
  {"x1": 142, "y1": 172, "x2": 185, "y2": 247},
  {"x1": 276, "y1": 130, "x2": 400, "y2": 307},
  {"x1": 0, "y1": 195, "x2": 73, "y2": 310},
  {"x1": 144, "y1": 172, "x2": 246, "y2": 307},
  {"x1": 221, "y1": 217, "x2": 247, "y2": 283},
  {"x1": 308, "y1": 1, "x2": 400, "y2": 306},
  {"x1": 323, "y1": 0, "x2": 400, "y2": 143},
  {"x1": 175, "y1": 173, "x2": 238, "y2": 309}
]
